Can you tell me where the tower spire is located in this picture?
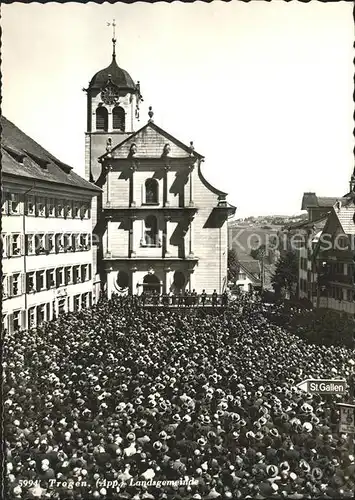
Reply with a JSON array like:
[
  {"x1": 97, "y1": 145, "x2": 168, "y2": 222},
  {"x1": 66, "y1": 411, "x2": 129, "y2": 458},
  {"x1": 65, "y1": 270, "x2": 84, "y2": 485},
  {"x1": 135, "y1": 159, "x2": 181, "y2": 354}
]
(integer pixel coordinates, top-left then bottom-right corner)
[{"x1": 107, "y1": 19, "x2": 117, "y2": 59}]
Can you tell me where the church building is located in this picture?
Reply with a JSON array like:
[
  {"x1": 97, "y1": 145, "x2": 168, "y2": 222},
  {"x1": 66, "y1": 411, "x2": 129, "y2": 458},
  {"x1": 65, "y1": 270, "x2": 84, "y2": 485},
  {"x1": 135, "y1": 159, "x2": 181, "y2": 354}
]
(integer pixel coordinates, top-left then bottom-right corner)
[{"x1": 83, "y1": 34, "x2": 235, "y2": 297}]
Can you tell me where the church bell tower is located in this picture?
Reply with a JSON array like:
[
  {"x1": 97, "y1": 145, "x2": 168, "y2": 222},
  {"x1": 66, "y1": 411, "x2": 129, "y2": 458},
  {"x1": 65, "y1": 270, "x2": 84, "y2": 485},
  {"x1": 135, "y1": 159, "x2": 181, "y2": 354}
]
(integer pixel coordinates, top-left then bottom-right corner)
[{"x1": 83, "y1": 22, "x2": 143, "y2": 182}]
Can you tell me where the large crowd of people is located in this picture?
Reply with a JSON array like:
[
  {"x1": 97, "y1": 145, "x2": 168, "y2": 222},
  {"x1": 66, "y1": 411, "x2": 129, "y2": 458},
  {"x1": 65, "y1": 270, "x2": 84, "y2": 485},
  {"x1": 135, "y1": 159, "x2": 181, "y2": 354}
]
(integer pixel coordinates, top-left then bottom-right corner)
[{"x1": 4, "y1": 293, "x2": 355, "y2": 499}]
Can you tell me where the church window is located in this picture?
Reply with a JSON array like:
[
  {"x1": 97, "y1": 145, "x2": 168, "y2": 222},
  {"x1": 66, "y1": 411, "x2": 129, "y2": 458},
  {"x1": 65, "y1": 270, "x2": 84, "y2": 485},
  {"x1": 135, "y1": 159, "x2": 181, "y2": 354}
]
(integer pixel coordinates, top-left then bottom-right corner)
[
  {"x1": 144, "y1": 215, "x2": 159, "y2": 246},
  {"x1": 145, "y1": 179, "x2": 159, "y2": 204},
  {"x1": 96, "y1": 107, "x2": 108, "y2": 131},
  {"x1": 113, "y1": 106, "x2": 125, "y2": 131}
]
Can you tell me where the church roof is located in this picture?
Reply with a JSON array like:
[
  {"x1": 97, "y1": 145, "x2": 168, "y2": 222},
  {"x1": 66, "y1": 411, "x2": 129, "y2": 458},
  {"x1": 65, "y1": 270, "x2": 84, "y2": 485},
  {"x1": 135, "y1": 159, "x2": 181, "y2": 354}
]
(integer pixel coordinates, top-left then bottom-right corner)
[
  {"x1": 99, "y1": 121, "x2": 204, "y2": 160},
  {"x1": 88, "y1": 56, "x2": 136, "y2": 91},
  {"x1": 1, "y1": 116, "x2": 101, "y2": 193}
]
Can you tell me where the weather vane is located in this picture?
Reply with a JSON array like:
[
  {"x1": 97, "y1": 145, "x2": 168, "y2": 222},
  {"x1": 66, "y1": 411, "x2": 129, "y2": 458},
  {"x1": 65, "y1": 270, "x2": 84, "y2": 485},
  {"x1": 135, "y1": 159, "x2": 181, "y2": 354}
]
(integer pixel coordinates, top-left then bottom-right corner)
[{"x1": 107, "y1": 19, "x2": 117, "y2": 58}]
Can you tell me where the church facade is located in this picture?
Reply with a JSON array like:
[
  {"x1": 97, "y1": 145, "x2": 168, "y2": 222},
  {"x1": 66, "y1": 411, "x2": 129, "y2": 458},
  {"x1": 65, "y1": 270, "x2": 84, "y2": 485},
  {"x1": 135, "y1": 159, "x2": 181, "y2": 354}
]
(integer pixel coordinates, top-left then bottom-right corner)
[{"x1": 84, "y1": 39, "x2": 235, "y2": 297}]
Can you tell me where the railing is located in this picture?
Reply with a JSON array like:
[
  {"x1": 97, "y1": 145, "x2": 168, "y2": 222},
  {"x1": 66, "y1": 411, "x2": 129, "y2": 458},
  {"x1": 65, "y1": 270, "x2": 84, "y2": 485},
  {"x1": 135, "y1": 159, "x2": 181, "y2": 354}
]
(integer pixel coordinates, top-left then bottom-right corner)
[{"x1": 115, "y1": 293, "x2": 230, "y2": 307}]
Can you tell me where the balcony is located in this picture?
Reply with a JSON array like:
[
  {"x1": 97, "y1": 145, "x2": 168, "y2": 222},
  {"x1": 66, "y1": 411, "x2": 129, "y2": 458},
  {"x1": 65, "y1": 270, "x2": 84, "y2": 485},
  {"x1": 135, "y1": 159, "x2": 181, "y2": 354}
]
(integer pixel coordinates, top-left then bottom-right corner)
[
  {"x1": 103, "y1": 254, "x2": 199, "y2": 262},
  {"x1": 102, "y1": 203, "x2": 198, "y2": 216}
]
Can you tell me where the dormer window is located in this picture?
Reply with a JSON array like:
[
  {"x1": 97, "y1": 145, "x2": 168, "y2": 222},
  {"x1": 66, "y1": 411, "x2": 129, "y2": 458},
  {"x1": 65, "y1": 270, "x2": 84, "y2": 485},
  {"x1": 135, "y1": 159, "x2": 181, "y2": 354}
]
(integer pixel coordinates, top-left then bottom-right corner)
[
  {"x1": 113, "y1": 106, "x2": 125, "y2": 131},
  {"x1": 96, "y1": 106, "x2": 108, "y2": 131}
]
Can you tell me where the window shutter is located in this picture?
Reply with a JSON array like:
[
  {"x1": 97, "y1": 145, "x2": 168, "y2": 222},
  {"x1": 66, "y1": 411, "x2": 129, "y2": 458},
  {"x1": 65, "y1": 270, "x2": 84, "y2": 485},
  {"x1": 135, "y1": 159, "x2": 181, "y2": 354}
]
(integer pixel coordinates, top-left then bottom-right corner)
[
  {"x1": 21, "y1": 310, "x2": 26, "y2": 330},
  {"x1": 6, "y1": 235, "x2": 11, "y2": 257},
  {"x1": 20, "y1": 234, "x2": 24, "y2": 256},
  {"x1": 9, "y1": 275, "x2": 13, "y2": 297},
  {"x1": 7, "y1": 313, "x2": 13, "y2": 334},
  {"x1": 21, "y1": 273, "x2": 25, "y2": 295}
]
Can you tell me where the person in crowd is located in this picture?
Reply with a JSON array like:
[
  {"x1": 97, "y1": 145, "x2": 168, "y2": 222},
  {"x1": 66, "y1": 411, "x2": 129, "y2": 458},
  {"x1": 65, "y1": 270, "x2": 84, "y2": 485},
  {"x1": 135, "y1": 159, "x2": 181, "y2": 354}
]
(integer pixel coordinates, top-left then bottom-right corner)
[
  {"x1": 212, "y1": 289, "x2": 218, "y2": 307},
  {"x1": 201, "y1": 289, "x2": 207, "y2": 307},
  {"x1": 3, "y1": 293, "x2": 354, "y2": 499}
]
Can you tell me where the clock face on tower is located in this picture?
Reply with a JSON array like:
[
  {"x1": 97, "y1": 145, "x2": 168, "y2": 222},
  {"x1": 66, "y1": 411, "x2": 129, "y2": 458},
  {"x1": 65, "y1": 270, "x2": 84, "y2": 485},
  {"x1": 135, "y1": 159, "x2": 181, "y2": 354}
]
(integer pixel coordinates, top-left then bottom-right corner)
[{"x1": 101, "y1": 85, "x2": 119, "y2": 105}]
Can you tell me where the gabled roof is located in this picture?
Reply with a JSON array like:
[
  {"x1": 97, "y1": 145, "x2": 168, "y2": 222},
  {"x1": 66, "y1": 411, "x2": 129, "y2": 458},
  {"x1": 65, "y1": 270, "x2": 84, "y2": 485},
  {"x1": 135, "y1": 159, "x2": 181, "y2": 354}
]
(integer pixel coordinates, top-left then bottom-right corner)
[
  {"x1": 284, "y1": 213, "x2": 329, "y2": 231},
  {"x1": 1, "y1": 117, "x2": 101, "y2": 193},
  {"x1": 301, "y1": 192, "x2": 344, "y2": 211},
  {"x1": 334, "y1": 199, "x2": 355, "y2": 235},
  {"x1": 239, "y1": 260, "x2": 261, "y2": 283},
  {"x1": 99, "y1": 121, "x2": 204, "y2": 160}
]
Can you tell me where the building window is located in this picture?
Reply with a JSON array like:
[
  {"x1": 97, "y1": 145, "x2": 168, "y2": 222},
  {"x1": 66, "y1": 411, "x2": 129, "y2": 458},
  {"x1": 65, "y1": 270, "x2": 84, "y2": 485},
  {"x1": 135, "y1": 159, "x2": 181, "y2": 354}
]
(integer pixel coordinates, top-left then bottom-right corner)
[
  {"x1": 35, "y1": 234, "x2": 46, "y2": 255},
  {"x1": 46, "y1": 303, "x2": 51, "y2": 322},
  {"x1": 238, "y1": 273, "x2": 247, "y2": 281},
  {"x1": 2, "y1": 275, "x2": 8, "y2": 299},
  {"x1": 25, "y1": 234, "x2": 35, "y2": 255},
  {"x1": 112, "y1": 106, "x2": 125, "y2": 131},
  {"x1": 13, "y1": 310, "x2": 21, "y2": 331},
  {"x1": 73, "y1": 265, "x2": 80, "y2": 284},
  {"x1": 74, "y1": 295, "x2": 81, "y2": 312},
  {"x1": 56, "y1": 200, "x2": 65, "y2": 218},
  {"x1": 26, "y1": 272, "x2": 36, "y2": 293},
  {"x1": 11, "y1": 234, "x2": 22, "y2": 257},
  {"x1": 81, "y1": 202, "x2": 90, "y2": 219},
  {"x1": 144, "y1": 215, "x2": 159, "y2": 247},
  {"x1": 64, "y1": 200, "x2": 72, "y2": 219},
  {"x1": 2, "y1": 192, "x2": 9, "y2": 214},
  {"x1": 73, "y1": 202, "x2": 80, "y2": 219},
  {"x1": 81, "y1": 264, "x2": 88, "y2": 282},
  {"x1": 2, "y1": 233, "x2": 7, "y2": 258},
  {"x1": 36, "y1": 270, "x2": 45, "y2": 291},
  {"x1": 79, "y1": 233, "x2": 89, "y2": 251},
  {"x1": 36, "y1": 304, "x2": 45, "y2": 325},
  {"x1": 45, "y1": 233, "x2": 55, "y2": 253},
  {"x1": 28, "y1": 307, "x2": 36, "y2": 329},
  {"x1": 2, "y1": 314, "x2": 7, "y2": 333},
  {"x1": 46, "y1": 269, "x2": 55, "y2": 289},
  {"x1": 36, "y1": 197, "x2": 46, "y2": 217},
  {"x1": 26, "y1": 195, "x2": 36, "y2": 216},
  {"x1": 82, "y1": 292, "x2": 90, "y2": 309},
  {"x1": 9, "y1": 193, "x2": 21, "y2": 215},
  {"x1": 55, "y1": 234, "x2": 64, "y2": 253},
  {"x1": 72, "y1": 234, "x2": 79, "y2": 252},
  {"x1": 47, "y1": 198, "x2": 56, "y2": 217},
  {"x1": 63, "y1": 233, "x2": 72, "y2": 252},
  {"x1": 145, "y1": 179, "x2": 159, "y2": 204},
  {"x1": 56, "y1": 267, "x2": 64, "y2": 287},
  {"x1": 65, "y1": 267, "x2": 72, "y2": 285},
  {"x1": 96, "y1": 106, "x2": 108, "y2": 131},
  {"x1": 11, "y1": 273, "x2": 21, "y2": 296},
  {"x1": 58, "y1": 298, "x2": 66, "y2": 314}
]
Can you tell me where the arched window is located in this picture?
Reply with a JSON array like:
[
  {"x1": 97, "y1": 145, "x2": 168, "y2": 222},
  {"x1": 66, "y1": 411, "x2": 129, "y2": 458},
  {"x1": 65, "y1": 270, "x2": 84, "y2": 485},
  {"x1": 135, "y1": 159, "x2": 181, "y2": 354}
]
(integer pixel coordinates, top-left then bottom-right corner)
[
  {"x1": 96, "y1": 107, "x2": 108, "y2": 131},
  {"x1": 113, "y1": 106, "x2": 125, "y2": 131},
  {"x1": 144, "y1": 215, "x2": 159, "y2": 246},
  {"x1": 145, "y1": 179, "x2": 159, "y2": 204},
  {"x1": 116, "y1": 271, "x2": 129, "y2": 290}
]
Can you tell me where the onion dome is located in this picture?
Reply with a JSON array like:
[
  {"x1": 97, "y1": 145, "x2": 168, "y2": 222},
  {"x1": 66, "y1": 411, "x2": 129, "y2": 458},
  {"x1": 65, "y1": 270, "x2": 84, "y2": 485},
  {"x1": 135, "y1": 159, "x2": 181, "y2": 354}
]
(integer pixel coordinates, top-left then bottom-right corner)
[
  {"x1": 88, "y1": 35, "x2": 137, "y2": 92},
  {"x1": 89, "y1": 56, "x2": 136, "y2": 91}
]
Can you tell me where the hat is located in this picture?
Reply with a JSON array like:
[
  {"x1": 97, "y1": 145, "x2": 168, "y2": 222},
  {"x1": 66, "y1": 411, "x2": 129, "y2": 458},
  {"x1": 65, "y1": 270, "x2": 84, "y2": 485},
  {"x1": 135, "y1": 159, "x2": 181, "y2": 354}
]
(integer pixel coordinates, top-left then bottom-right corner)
[
  {"x1": 266, "y1": 465, "x2": 279, "y2": 478},
  {"x1": 126, "y1": 432, "x2": 136, "y2": 442},
  {"x1": 303, "y1": 422, "x2": 313, "y2": 433},
  {"x1": 153, "y1": 441, "x2": 162, "y2": 450}
]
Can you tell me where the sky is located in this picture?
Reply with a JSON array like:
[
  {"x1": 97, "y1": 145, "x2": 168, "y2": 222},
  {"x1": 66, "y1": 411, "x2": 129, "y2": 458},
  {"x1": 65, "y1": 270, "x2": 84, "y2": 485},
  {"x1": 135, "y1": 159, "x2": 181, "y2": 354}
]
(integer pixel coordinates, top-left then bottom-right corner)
[{"x1": 2, "y1": 1, "x2": 353, "y2": 218}]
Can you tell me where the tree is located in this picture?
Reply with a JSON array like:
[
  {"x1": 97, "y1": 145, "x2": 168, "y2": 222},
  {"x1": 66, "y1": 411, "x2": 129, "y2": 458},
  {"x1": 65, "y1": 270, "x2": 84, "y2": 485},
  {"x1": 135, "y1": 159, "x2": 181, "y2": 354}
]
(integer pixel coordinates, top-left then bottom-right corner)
[
  {"x1": 271, "y1": 250, "x2": 298, "y2": 298},
  {"x1": 228, "y1": 248, "x2": 240, "y2": 283}
]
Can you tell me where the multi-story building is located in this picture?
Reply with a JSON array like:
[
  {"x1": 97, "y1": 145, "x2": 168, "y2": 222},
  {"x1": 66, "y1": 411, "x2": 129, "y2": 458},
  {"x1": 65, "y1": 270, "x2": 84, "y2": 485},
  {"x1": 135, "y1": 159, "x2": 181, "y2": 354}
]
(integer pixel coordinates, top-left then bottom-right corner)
[
  {"x1": 285, "y1": 216, "x2": 328, "y2": 302},
  {"x1": 312, "y1": 196, "x2": 355, "y2": 315},
  {"x1": 1, "y1": 116, "x2": 101, "y2": 333},
  {"x1": 83, "y1": 39, "x2": 235, "y2": 297},
  {"x1": 301, "y1": 192, "x2": 345, "y2": 222}
]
